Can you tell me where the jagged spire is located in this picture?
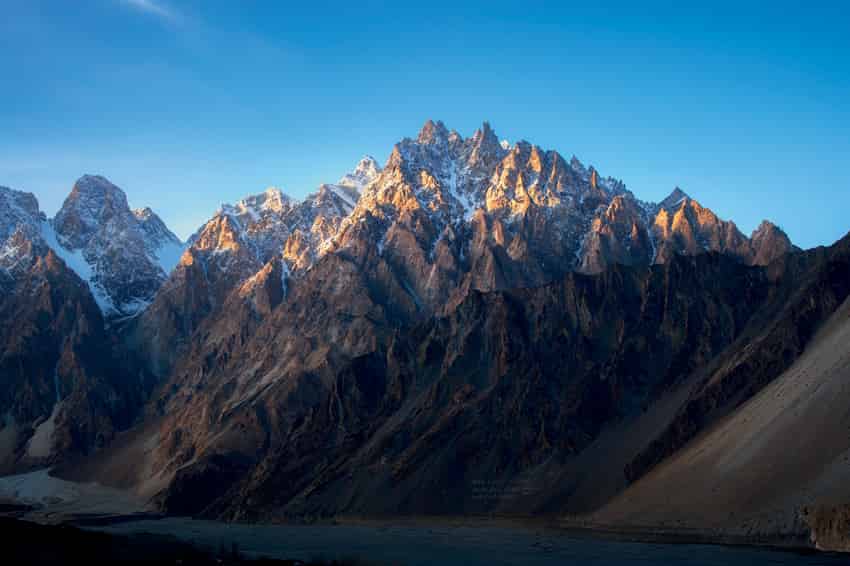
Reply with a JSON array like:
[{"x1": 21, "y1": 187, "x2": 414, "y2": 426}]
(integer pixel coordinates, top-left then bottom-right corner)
[
  {"x1": 472, "y1": 121, "x2": 499, "y2": 146},
  {"x1": 751, "y1": 219, "x2": 790, "y2": 243},
  {"x1": 467, "y1": 121, "x2": 503, "y2": 167},
  {"x1": 754, "y1": 219, "x2": 778, "y2": 233},
  {"x1": 417, "y1": 119, "x2": 449, "y2": 144},
  {"x1": 750, "y1": 219, "x2": 795, "y2": 264},
  {"x1": 475, "y1": 120, "x2": 494, "y2": 138}
]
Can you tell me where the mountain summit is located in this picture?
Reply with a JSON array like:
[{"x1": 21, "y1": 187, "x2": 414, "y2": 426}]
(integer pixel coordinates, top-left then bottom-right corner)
[
  {"x1": 338, "y1": 156, "x2": 381, "y2": 191},
  {"x1": 49, "y1": 175, "x2": 183, "y2": 317}
]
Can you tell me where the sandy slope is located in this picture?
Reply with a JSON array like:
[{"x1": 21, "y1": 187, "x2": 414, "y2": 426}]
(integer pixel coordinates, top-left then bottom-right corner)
[
  {"x1": 591, "y1": 296, "x2": 850, "y2": 541},
  {"x1": 52, "y1": 417, "x2": 173, "y2": 502}
]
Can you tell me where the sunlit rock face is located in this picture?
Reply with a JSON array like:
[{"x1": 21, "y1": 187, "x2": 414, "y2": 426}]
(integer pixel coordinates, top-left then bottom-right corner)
[
  {"x1": 648, "y1": 187, "x2": 797, "y2": 267},
  {"x1": 577, "y1": 195, "x2": 655, "y2": 273},
  {"x1": 650, "y1": 189, "x2": 750, "y2": 264},
  {"x1": 130, "y1": 157, "x2": 381, "y2": 378},
  {"x1": 134, "y1": 120, "x2": 792, "y2": 380},
  {"x1": 750, "y1": 219, "x2": 797, "y2": 265},
  {"x1": 129, "y1": 119, "x2": 800, "y2": 409},
  {"x1": 326, "y1": 121, "x2": 635, "y2": 313}
]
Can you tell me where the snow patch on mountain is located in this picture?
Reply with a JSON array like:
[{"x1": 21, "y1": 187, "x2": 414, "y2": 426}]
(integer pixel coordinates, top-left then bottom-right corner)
[
  {"x1": 40, "y1": 220, "x2": 116, "y2": 313},
  {"x1": 39, "y1": 221, "x2": 91, "y2": 280},
  {"x1": 185, "y1": 157, "x2": 375, "y2": 284},
  {"x1": 222, "y1": 188, "x2": 296, "y2": 222},
  {"x1": 26, "y1": 400, "x2": 62, "y2": 459}
]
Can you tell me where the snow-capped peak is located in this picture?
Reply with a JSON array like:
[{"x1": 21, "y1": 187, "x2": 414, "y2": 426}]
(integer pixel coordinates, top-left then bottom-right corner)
[
  {"x1": 47, "y1": 175, "x2": 186, "y2": 319},
  {"x1": 0, "y1": 186, "x2": 46, "y2": 278},
  {"x1": 337, "y1": 156, "x2": 382, "y2": 192},
  {"x1": 53, "y1": 175, "x2": 130, "y2": 247},
  {"x1": 223, "y1": 187, "x2": 297, "y2": 221},
  {"x1": 71, "y1": 174, "x2": 130, "y2": 208},
  {"x1": 0, "y1": 186, "x2": 43, "y2": 238},
  {"x1": 256, "y1": 187, "x2": 292, "y2": 213},
  {"x1": 417, "y1": 119, "x2": 450, "y2": 145}
]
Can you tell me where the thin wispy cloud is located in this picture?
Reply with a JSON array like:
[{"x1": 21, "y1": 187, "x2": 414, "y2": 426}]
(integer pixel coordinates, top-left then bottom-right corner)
[{"x1": 121, "y1": 0, "x2": 178, "y2": 23}]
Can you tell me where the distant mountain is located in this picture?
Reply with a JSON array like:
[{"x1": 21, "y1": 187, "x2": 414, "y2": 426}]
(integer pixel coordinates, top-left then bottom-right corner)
[
  {"x1": 0, "y1": 186, "x2": 47, "y2": 283},
  {"x1": 337, "y1": 155, "x2": 382, "y2": 193},
  {"x1": 49, "y1": 175, "x2": 183, "y2": 318},
  {"x1": 0, "y1": 186, "x2": 147, "y2": 471}
]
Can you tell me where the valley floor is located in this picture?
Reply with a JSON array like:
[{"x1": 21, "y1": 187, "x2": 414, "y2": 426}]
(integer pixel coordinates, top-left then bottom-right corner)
[
  {"x1": 90, "y1": 516, "x2": 848, "y2": 565},
  {"x1": 0, "y1": 471, "x2": 845, "y2": 564}
]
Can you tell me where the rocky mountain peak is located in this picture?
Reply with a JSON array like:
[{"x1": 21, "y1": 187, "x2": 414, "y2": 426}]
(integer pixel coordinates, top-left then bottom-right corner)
[
  {"x1": 180, "y1": 156, "x2": 376, "y2": 287},
  {"x1": 262, "y1": 187, "x2": 290, "y2": 212},
  {"x1": 659, "y1": 187, "x2": 690, "y2": 211},
  {"x1": 1, "y1": 186, "x2": 41, "y2": 220},
  {"x1": 216, "y1": 186, "x2": 316, "y2": 231},
  {"x1": 46, "y1": 175, "x2": 186, "y2": 318},
  {"x1": 133, "y1": 207, "x2": 182, "y2": 252},
  {"x1": 472, "y1": 121, "x2": 498, "y2": 145},
  {"x1": 337, "y1": 155, "x2": 382, "y2": 191},
  {"x1": 0, "y1": 186, "x2": 46, "y2": 278},
  {"x1": 1, "y1": 186, "x2": 43, "y2": 237},
  {"x1": 569, "y1": 155, "x2": 587, "y2": 175},
  {"x1": 54, "y1": 175, "x2": 131, "y2": 248},
  {"x1": 417, "y1": 119, "x2": 450, "y2": 145},
  {"x1": 468, "y1": 121, "x2": 504, "y2": 167},
  {"x1": 751, "y1": 219, "x2": 784, "y2": 239},
  {"x1": 74, "y1": 173, "x2": 126, "y2": 197},
  {"x1": 750, "y1": 219, "x2": 796, "y2": 265},
  {"x1": 72, "y1": 174, "x2": 129, "y2": 208}
]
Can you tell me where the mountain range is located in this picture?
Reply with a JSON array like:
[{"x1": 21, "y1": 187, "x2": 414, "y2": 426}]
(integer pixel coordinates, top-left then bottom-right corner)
[{"x1": 1, "y1": 120, "x2": 848, "y2": 550}]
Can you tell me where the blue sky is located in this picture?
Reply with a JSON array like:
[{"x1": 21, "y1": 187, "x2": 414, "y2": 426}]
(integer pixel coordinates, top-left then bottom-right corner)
[{"x1": 1, "y1": 1, "x2": 848, "y2": 246}]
